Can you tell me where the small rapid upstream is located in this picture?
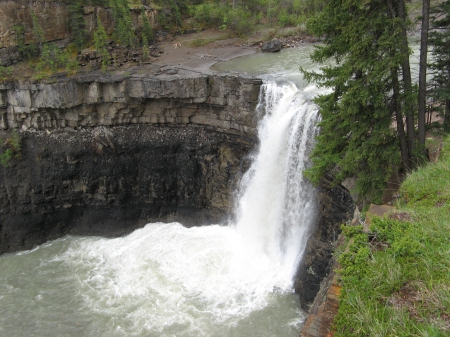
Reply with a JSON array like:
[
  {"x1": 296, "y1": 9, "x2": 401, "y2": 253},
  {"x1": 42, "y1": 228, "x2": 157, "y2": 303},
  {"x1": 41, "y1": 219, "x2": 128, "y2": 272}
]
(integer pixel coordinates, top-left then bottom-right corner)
[{"x1": 0, "y1": 81, "x2": 320, "y2": 337}]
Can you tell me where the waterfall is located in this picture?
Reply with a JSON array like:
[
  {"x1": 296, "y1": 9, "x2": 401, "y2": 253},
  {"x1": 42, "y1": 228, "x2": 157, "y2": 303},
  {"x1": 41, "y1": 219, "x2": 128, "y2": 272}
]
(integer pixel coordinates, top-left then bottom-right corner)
[
  {"x1": 0, "y1": 80, "x2": 321, "y2": 337},
  {"x1": 234, "y1": 80, "x2": 320, "y2": 280}
]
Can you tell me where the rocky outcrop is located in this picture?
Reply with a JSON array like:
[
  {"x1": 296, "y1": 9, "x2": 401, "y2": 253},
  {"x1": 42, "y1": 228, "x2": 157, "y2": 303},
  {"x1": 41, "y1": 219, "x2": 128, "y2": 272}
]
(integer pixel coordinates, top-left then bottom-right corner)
[
  {"x1": 0, "y1": 67, "x2": 261, "y2": 134},
  {"x1": 295, "y1": 175, "x2": 355, "y2": 310},
  {"x1": 0, "y1": 69, "x2": 262, "y2": 254}
]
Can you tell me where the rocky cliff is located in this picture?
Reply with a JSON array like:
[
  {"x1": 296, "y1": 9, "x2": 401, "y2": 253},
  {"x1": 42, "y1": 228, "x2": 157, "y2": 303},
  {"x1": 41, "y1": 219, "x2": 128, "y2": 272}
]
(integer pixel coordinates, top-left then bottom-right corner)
[
  {"x1": 0, "y1": 69, "x2": 261, "y2": 253},
  {"x1": 295, "y1": 175, "x2": 355, "y2": 310},
  {"x1": 0, "y1": 0, "x2": 155, "y2": 66}
]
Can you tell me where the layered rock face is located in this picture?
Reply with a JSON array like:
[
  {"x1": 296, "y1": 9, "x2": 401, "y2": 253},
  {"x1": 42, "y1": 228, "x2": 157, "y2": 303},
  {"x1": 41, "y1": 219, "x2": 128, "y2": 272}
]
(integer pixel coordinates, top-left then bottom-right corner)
[
  {"x1": 295, "y1": 175, "x2": 355, "y2": 310},
  {"x1": 0, "y1": 68, "x2": 261, "y2": 133},
  {"x1": 0, "y1": 70, "x2": 261, "y2": 254}
]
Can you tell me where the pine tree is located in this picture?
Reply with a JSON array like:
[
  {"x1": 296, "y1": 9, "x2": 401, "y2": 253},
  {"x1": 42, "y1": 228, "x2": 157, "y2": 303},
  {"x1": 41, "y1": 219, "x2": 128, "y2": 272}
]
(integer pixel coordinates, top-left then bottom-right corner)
[
  {"x1": 68, "y1": 2, "x2": 88, "y2": 48},
  {"x1": 301, "y1": 0, "x2": 414, "y2": 200},
  {"x1": 429, "y1": 0, "x2": 450, "y2": 131},
  {"x1": 94, "y1": 17, "x2": 110, "y2": 71},
  {"x1": 141, "y1": 9, "x2": 154, "y2": 44},
  {"x1": 111, "y1": 0, "x2": 135, "y2": 46}
]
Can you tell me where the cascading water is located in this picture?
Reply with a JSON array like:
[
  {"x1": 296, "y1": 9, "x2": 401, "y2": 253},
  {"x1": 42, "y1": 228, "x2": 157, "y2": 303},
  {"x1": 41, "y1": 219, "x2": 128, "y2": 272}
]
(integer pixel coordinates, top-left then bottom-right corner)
[
  {"x1": 233, "y1": 81, "x2": 320, "y2": 279},
  {"x1": 0, "y1": 80, "x2": 320, "y2": 337}
]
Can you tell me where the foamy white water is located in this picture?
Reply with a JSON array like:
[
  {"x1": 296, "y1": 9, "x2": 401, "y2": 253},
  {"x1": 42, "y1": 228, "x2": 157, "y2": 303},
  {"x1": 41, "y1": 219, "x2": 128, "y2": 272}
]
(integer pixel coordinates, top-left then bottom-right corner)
[{"x1": 0, "y1": 80, "x2": 320, "y2": 337}]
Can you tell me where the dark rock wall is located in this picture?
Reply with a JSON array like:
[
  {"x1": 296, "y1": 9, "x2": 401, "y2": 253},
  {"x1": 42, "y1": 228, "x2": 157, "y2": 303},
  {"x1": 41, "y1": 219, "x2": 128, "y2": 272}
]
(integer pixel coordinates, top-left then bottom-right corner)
[
  {"x1": 0, "y1": 124, "x2": 254, "y2": 253},
  {"x1": 295, "y1": 175, "x2": 355, "y2": 310}
]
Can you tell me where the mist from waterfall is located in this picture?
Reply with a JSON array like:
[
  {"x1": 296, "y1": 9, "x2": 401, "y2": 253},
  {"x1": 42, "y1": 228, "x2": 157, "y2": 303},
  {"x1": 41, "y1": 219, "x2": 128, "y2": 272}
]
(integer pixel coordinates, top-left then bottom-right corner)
[
  {"x1": 233, "y1": 81, "x2": 320, "y2": 280},
  {"x1": 0, "y1": 80, "x2": 321, "y2": 337}
]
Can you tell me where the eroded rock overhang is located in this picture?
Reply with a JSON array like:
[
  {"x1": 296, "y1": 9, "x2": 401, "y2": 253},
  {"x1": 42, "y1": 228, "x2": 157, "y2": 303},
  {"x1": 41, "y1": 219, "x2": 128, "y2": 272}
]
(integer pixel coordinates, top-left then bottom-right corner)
[{"x1": 0, "y1": 69, "x2": 262, "y2": 254}]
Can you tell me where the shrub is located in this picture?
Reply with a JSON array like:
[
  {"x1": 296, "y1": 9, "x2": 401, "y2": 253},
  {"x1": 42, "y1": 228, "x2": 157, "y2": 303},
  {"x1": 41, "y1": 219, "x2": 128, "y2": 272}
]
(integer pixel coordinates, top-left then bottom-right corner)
[
  {"x1": 0, "y1": 131, "x2": 21, "y2": 167},
  {"x1": 227, "y1": 8, "x2": 255, "y2": 36},
  {"x1": 37, "y1": 43, "x2": 78, "y2": 72},
  {"x1": 94, "y1": 17, "x2": 110, "y2": 71},
  {"x1": 0, "y1": 66, "x2": 13, "y2": 79}
]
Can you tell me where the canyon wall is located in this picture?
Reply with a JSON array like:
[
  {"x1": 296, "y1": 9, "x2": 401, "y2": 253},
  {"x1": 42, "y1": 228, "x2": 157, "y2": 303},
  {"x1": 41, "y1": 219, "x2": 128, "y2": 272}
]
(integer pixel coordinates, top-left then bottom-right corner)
[{"x1": 0, "y1": 69, "x2": 261, "y2": 253}]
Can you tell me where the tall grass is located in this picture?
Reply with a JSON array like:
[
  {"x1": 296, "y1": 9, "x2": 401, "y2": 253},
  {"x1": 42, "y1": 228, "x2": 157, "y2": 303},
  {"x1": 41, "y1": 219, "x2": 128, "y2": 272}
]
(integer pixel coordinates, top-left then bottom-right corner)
[{"x1": 334, "y1": 135, "x2": 450, "y2": 336}]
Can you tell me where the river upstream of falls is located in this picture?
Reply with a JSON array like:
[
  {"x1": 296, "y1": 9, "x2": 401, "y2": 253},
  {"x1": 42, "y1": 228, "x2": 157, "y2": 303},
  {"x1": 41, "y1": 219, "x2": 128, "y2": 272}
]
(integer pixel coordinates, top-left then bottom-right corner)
[{"x1": 0, "y1": 50, "x2": 324, "y2": 336}]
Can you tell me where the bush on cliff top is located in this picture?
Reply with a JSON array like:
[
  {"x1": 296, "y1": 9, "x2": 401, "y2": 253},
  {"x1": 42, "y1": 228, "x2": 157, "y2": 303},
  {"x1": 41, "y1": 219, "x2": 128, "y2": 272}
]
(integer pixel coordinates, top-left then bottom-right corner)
[{"x1": 334, "y1": 135, "x2": 450, "y2": 336}]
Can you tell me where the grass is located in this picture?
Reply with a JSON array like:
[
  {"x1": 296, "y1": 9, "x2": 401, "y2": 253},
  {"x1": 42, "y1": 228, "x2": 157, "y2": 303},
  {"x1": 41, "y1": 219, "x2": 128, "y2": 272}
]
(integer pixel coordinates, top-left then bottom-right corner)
[
  {"x1": 334, "y1": 134, "x2": 450, "y2": 336},
  {"x1": 188, "y1": 34, "x2": 230, "y2": 47}
]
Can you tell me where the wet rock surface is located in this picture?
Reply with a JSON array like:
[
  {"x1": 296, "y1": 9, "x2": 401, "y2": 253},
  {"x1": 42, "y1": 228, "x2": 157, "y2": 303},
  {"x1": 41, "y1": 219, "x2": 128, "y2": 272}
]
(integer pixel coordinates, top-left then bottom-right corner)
[
  {"x1": 261, "y1": 39, "x2": 282, "y2": 52},
  {"x1": 294, "y1": 175, "x2": 355, "y2": 311},
  {"x1": 0, "y1": 124, "x2": 254, "y2": 254}
]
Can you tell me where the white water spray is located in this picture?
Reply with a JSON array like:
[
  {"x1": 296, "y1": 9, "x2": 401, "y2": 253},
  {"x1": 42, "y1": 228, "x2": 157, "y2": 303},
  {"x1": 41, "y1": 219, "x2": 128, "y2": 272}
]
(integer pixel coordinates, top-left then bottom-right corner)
[
  {"x1": 0, "y1": 80, "x2": 321, "y2": 337},
  {"x1": 234, "y1": 80, "x2": 320, "y2": 280}
]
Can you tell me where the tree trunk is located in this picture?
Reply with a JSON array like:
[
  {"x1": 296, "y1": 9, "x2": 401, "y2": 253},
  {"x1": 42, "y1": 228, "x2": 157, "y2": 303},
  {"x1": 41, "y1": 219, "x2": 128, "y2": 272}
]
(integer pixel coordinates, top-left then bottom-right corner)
[
  {"x1": 445, "y1": 99, "x2": 450, "y2": 131},
  {"x1": 397, "y1": 0, "x2": 416, "y2": 163},
  {"x1": 418, "y1": 0, "x2": 430, "y2": 152},
  {"x1": 393, "y1": 68, "x2": 411, "y2": 170},
  {"x1": 446, "y1": 68, "x2": 450, "y2": 131}
]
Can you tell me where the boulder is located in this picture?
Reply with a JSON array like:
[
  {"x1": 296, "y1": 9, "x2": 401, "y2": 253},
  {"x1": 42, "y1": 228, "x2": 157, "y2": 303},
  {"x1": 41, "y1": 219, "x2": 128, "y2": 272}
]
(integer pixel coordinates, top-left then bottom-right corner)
[{"x1": 262, "y1": 39, "x2": 282, "y2": 52}]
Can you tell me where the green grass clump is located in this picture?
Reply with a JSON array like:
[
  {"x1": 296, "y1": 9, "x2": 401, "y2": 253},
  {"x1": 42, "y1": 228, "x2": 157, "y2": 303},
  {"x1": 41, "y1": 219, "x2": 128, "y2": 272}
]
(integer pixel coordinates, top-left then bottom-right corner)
[
  {"x1": 0, "y1": 131, "x2": 22, "y2": 167},
  {"x1": 334, "y1": 135, "x2": 450, "y2": 336}
]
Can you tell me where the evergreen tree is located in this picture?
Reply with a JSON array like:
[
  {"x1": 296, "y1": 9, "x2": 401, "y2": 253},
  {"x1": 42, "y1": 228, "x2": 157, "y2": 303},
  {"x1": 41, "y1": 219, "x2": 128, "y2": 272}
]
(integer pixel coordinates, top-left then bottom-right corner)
[
  {"x1": 69, "y1": 2, "x2": 88, "y2": 48},
  {"x1": 418, "y1": 0, "x2": 431, "y2": 148},
  {"x1": 31, "y1": 12, "x2": 46, "y2": 53},
  {"x1": 94, "y1": 17, "x2": 110, "y2": 71},
  {"x1": 301, "y1": 0, "x2": 414, "y2": 200},
  {"x1": 429, "y1": 0, "x2": 450, "y2": 131},
  {"x1": 141, "y1": 9, "x2": 154, "y2": 44},
  {"x1": 111, "y1": 0, "x2": 135, "y2": 46}
]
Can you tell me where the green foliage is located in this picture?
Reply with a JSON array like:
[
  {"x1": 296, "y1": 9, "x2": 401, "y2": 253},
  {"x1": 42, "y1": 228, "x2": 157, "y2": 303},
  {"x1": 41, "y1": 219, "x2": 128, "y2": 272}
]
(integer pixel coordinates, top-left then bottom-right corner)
[
  {"x1": 227, "y1": 8, "x2": 254, "y2": 36},
  {"x1": 31, "y1": 12, "x2": 45, "y2": 51},
  {"x1": 68, "y1": 2, "x2": 88, "y2": 48},
  {"x1": 400, "y1": 136, "x2": 450, "y2": 208},
  {"x1": 111, "y1": 0, "x2": 135, "y2": 46},
  {"x1": 94, "y1": 17, "x2": 110, "y2": 71},
  {"x1": 155, "y1": 0, "x2": 186, "y2": 31},
  {"x1": 0, "y1": 131, "x2": 22, "y2": 167},
  {"x1": 429, "y1": 0, "x2": 450, "y2": 131},
  {"x1": 334, "y1": 136, "x2": 450, "y2": 336},
  {"x1": 36, "y1": 43, "x2": 78, "y2": 72},
  {"x1": 189, "y1": 0, "x2": 312, "y2": 34},
  {"x1": 141, "y1": 10, "x2": 154, "y2": 44},
  {"x1": 301, "y1": 0, "x2": 414, "y2": 201},
  {"x1": 13, "y1": 24, "x2": 39, "y2": 60},
  {"x1": 82, "y1": 0, "x2": 109, "y2": 5},
  {"x1": 0, "y1": 149, "x2": 13, "y2": 167},
  {"x1": 0, "y1": 66, "x2": 13, "y2": 80}
]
